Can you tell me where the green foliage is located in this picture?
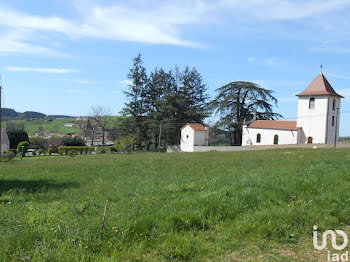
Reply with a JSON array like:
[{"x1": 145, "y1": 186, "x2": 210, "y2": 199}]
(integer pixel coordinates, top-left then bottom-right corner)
[
  {"x1": 58, "y1": 146, "x2": 90, "y2": 155},
  {"x1": 209, "y1": 81, "x2": 282, "y2": 145},
  {"x1": 32, "y1": 149, "x2": 37, "y2": 156},
  {"x1": 62, "y1": 137, "x2": 85, "y2": 146},
  {"x1": 68, "y1": 150, "x2": 77, "y2": 157},
  {"x1": 114, "y1": 135, "x2": 135, "y2": 153},
  {"x1": 7, "y1": 130, "x2": 29, "y2": 149},
  {"x1": 0, "y1": 149, "x2": 349, "y2": 261},
  {"x1": 38, "y1": 148, "x2": 44, "y2": 156},
  {"x1": 29, "y1": 137, "x2": 47, "y2": 149},
  {"x1": 0, "y1": 150, "x2": 15, "y2": 161},
  {"x1": 122, "y1": 54, "x2": 209, "y2": 150},
  {"x1": 16, "y1": 141, "x2": 29, "y2": 156},
  {"x1": 47, "y1": 148, "x2": 52, "y2": 155}
]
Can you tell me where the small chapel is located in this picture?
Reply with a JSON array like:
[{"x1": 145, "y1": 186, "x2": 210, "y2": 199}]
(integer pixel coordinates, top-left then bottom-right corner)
[{"x1": 242, "y1": 72, "x2": 344, "y2": 146}]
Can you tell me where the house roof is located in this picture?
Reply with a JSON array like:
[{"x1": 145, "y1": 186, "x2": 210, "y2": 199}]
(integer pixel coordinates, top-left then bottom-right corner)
[
  {"x1": 181, "y1": 123, "x2": 207, "y2": 131},
  {"x1": 296, "y1": 73, "x2": 344, "y2": 98},
  {"x1": 247, "y1": 120, "x2": 301, "y2": 131}
]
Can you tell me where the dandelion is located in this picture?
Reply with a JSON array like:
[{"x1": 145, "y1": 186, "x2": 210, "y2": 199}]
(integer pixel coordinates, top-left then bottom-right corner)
[
  {"x1": 268, "y1": 221, "x2": 271, "y2": 225},
  {"x1": 85, "y1": 246, "x2": 88, "y2": 249}
]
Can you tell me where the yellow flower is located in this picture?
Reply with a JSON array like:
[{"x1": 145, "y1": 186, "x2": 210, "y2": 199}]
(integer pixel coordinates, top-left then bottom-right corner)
[
  {"x1": 85, "y1": 246, "x2": 88, "y2": 249},
  {"x1": 268, "y1": 221, "x2": 271, "y2": 225}
]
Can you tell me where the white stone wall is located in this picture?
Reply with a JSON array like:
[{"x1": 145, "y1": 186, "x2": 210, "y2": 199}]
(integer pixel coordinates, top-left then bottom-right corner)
[
  {"x1": 180, "y1": 126, "x2": 195, "y2": 152},
  {"x1": 326, "y1": 96, "x2": 341, "y2": 143},
  {"x1": 193, "y1": 130, "x2": 208, "y2": 146},
  {"x1": 297, "y1": 96, "x2": 329, "y2": 144},
  {"x1": 242, "y1": 126, "x2": 299, "y2": 146}
]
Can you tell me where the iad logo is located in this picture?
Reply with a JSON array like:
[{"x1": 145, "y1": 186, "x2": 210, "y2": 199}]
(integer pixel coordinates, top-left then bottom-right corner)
[{"x1": 313, "y1": 225, "x2": 349, "y2": 261}]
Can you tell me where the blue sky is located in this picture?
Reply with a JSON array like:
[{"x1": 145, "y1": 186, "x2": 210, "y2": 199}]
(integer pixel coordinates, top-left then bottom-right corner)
[{"x1": 1, "y1": 0, "x2": 350, "y2": 135}]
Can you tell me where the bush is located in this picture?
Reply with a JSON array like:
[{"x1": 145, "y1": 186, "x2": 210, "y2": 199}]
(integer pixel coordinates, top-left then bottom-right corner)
[
  {"x1": 58, "y1": 146, "x2": 90, "y2": 156},
  {"x1": 38, "y1": 148, "x2": 44, "y2": 156},
  {"x1": 48, "y1": 148, "x2": 53, "y2": 156},
  {"x1": 62, "y1": 137, "x2": 86, "y2": 146},
  {"x1": 16, "y1": 141, "x2": 29, "y2": 157},
  {"x1": 97, "y1": 147, "x2": 107, "y2": 154},
  {"x1": 1, "y1": 150, "x2": 15, "y2": 161},
  {"x1": 32, "y1": 149, "x2": 37, "y2": 156},
  {"x1": 68, "y1": 150, "x2": 77, "y2": 157},
  {"x1": 114, "y1": 135, "x2": 135, "y2": 153},
  {"x1": 7, "y1": 130, "x2": 29, "y2": 149},
  {"x1": 43, "y1": 138, "x2": 63, "y2": 153},
  {"x1": 29, "y1": 137, "x2": 47, "y2": 149}
]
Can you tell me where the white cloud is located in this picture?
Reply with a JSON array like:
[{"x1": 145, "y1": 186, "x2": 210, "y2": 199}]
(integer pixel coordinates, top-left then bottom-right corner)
[
  {"x1": 247, "y1": 57, "x2": 256, "y2": 63},
  {"x1": 6, "y1": 66, "x2": 75, "y2": 74},
  {"x1": 120, "y1": 80, "x2": 132, "y2": 86}
]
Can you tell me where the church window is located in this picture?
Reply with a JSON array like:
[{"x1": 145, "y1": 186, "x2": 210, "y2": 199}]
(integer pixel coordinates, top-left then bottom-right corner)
[
  {"x1": 273, "y1": 135, "x2": 279, "y2": 145},
  {"x1": 256, "y1": 133, "x2": 261, "y2": 143},
  {"x1": 309, "y1": 97, "x2": 315, "y2": 109},
  {"x1": 332, "y1": 116, "x2": 335, "y2": 126},
  {"x1": 333, "y1": 98, "x2": 336, "y2": 111}
]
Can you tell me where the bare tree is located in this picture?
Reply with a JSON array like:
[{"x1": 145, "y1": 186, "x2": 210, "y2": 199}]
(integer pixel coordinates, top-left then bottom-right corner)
[{"x1": 90, "y1": 106, "x2": 112, "y2": 145}]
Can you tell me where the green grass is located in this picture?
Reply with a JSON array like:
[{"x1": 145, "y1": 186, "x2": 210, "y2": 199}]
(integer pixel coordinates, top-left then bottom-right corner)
[
  {"x1": 3, "y1": 118, "x2": 80, "y2": 135},
  {"x1": 1, "y1": 149, "x2": 350, "y2": 261}
]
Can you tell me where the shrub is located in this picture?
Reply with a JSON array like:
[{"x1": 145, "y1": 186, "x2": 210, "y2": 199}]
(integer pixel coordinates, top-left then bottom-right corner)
[
  {"x1": 16, "y1": 141, "x2": 29, "y2": 157},
  {"x1": 43, "y1": 138, "x2": 63, "y2": 153},
  {"x1": 58, "y1": 146, "x2": 90, "y2": 155},
  {"x1": 68, "y1": 150, "x2": 77, "y2": 157},
  {"x1": 38, "y1": 148, "x2": 44, "y2": 156},
  {"x1": 97, "y1": 147, "x2": 107, "y2": 154},
  {"x1": 1, "y1": 150, "x2": 15, "y2": 161},
  {"x1": 29, "y1": 137, "x2": 47, "y2": 149},
  {"x1": 32, "y1": 149, "x2": 37, "y2": 156},
  {"x1": 62, "y1": 137, "x2": 86, "y2": 146},
  {"x1": 114, "y1": 135, "x2": 135, "y2": 153},
  {"x1": 7, "y1": 130, "x2": 29, "y2": 149},
  {"x1": 48, "y1": 148, "x2": 53, "y2": 156}
]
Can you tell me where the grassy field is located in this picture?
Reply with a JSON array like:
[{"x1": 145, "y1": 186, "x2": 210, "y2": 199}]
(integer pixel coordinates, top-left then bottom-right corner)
[
  {"x1": 3, "y1": 118, "x2": 80, "y2": 135},
  {"x1": 0, "y1": 149, "x2": 350, "y2": 261}
]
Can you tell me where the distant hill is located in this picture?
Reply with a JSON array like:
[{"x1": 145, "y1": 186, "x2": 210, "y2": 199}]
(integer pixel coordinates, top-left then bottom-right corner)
[
  {"x1": 1, "y1": 108, "x2": 18, "y2": 118},
  {"x1": 1, "y1": 108, "x2": 74, "y2": 120}
]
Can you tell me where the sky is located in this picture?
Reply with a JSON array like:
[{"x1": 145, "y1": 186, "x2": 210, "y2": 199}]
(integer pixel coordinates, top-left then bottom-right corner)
[{"x1": 0, "y1": 0, "x2": 350, "y2": 135}]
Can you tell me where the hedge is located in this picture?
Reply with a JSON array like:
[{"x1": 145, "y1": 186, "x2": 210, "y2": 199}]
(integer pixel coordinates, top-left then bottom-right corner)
[{"x1": 58, "y1": 146, "x2": 91, "y2": 155}]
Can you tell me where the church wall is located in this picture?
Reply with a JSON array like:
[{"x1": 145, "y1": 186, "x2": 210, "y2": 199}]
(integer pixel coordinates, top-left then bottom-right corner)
[
  {"x1": 193, "y1": 130, "x2": 208, "y2": 146},
  {"x1": 297, "y1": 96, "x2": 328, "y2": 144},
  {"x1": 242, "y1": 126, "x2": 299, "y2": 146},
  {"x1": 326, "y1": 96, "x2": 341, "y2": 143}
]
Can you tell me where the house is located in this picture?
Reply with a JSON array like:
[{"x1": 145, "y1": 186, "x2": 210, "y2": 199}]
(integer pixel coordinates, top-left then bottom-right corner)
[
  {"x1": 242, "y1": 72, "x2": 343, "y2": 146},
  {"x1": 180, "y1": 123, "x2": 209, "y2": 152},
  {"x1": 1, "y1": 128, "x2": 10, "y2": 153}
]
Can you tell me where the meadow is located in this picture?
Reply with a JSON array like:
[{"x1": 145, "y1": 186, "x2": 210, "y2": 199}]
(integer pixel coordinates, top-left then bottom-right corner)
[{"x1": 0, "y1": 149, "x2": 350, "y2": 261}]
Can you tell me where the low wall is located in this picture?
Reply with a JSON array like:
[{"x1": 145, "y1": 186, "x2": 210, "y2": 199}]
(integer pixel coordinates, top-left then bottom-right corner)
[
  {"x1": 167, "y1": 145, "x2": 181, "y2": 153},
  {"x1": 193, "y1": 146, "x2": 244, "y2": 152},
  {"x1": 244, "y1": 143, "x2": 350, "y2": 150}
]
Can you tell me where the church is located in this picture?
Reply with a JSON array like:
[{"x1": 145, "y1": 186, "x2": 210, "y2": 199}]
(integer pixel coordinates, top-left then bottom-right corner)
[{"x1": 242, "y1": 72, "x2": 344, "y2": 146}]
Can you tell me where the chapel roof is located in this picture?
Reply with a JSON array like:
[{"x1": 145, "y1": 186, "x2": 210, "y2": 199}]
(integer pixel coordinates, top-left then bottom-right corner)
[
  {"x1": 296, "y1": 73, "x2": 343, "y2": 97},
  {"x1": 247, "y1": 120, "x2": 301, "y2": 131},
  {"x1": 181, "y1": 123, "x2": 207, "y2": 131}
]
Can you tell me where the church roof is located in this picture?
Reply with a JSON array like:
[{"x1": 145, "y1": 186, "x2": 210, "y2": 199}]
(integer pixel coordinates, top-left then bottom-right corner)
[
  {"x1": 296, "y1": 73, "x2": 343, "y2": 98},
  {"x1": 247, "y1": 120, "x2": 301, "y2": 131},
  {"x1": 181, "y1": 123, "x2": 207, "y2": 131}
]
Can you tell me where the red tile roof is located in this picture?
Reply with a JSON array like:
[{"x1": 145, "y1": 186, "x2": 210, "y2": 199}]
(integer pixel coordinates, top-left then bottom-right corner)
[
  {"x1": 181, "y1": 123, "x2": 207, "y2": 131},
  {"x1": 297, "y1": 73, "x2": 343, "y2": 97},
  {"x1": 247, "y1": 120, "x2": 301, "y2": 131}
]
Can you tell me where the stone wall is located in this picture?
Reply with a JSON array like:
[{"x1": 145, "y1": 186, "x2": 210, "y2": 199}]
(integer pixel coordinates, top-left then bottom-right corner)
[{"x1": 244, "y1": 142, "x2": 350, "y2": 150}]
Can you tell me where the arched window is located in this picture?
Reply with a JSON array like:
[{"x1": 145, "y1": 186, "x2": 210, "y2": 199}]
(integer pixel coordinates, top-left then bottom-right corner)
[
  {"x1": 273, "y1": 135, "x2": 279, "y2": 145},
  {"x1": 309, "y1": 97, "x2": 315, "y2": 109},
  {"x1": 307, "y1": 137, "x2": 313, "y2": 144},
  {"x1": 333, "y1": 98, "x2": 336, "y2": 111},
  {"x1": 256, "y1": 133, "x2": 261, "y2": 143}
]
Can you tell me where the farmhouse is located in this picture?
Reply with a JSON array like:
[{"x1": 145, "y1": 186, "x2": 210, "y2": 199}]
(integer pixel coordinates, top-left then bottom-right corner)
[
  {"x1": 242, "y1": 72, "x2": 343, "y2": 146},
  {"x1": 1, "y1": 128, "x2": 10, "y2": 152}
]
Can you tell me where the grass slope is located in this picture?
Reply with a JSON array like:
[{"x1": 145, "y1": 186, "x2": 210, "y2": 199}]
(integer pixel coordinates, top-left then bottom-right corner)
[
  {"x1": 3, "y1": 118, "x2": 80, "y2": 135},
  {"x1": 0, "y1": 149, "x2": 350, "y2": 261}
]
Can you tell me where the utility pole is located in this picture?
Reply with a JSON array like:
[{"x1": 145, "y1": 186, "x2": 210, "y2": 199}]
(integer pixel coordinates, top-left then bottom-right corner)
[
  {"x1": 158, "y1": 123, "x2": 162, "y2": 152},
  {"x1": 334, "y1": 108, "x2": 339, "y2": 148}
]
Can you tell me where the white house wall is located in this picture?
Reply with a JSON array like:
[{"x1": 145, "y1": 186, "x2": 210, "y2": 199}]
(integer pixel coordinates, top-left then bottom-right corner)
[
  {"x1": 242, "y1": 127, "x2": 299, "y2": 146},
  {"x1": 297, "y1": 96, "x2": 328, "y2": 144},
  {"x1": 193, "y1": 130, "x2": 208, "y2": 146},
  {"x1": 326, "y1": 96, "x2": 341, "y2": 143},
  {"x1": 180, "y1": 126, "x2": 195, "y2": 152}
]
